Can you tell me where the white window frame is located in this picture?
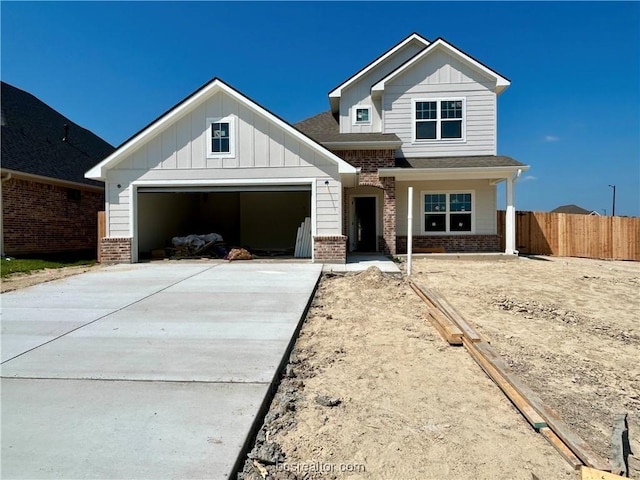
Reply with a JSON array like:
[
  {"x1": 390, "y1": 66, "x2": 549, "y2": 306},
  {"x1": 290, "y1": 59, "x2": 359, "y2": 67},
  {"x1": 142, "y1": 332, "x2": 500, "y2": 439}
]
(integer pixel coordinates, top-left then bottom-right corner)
[
  {"x1": 412, "y1": 98, "x2": 466, "y2": 143},
  {"x1": 421, "y1": 190, "x2": 475, "y2": 234},
  {"x1": 206, "y1": 115, "x2": 236, "y2": 159},
  {"x1": 352, "y1": 105, "x2": 372, "y2": 125}
]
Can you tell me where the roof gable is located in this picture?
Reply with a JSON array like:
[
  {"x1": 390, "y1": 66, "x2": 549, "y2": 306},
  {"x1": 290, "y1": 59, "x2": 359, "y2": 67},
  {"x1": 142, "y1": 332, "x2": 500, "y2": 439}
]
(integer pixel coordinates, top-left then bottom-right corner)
[
  {"x1": 371, "y1": 37, "x2": 510, "y2": 95},
  {"x1": 86, "y1": 78, "x2": 356, "y2": 180},
  {"x1": 1, "y1": 81, "x2": 114, "y2": 187},
  {"x1": 328, "y1": 33, "x2": 430, "y2": 101}
]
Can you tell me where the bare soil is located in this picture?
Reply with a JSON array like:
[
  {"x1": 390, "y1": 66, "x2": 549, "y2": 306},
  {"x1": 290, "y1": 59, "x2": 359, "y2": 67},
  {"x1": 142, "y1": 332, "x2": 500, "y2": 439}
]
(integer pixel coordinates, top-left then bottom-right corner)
[
  {"x1": 241, "y1": 254, "x2": 639, "y2": 480},
  {"x1": 0, "y1": 263, "x2": 105, "y2": 293}
]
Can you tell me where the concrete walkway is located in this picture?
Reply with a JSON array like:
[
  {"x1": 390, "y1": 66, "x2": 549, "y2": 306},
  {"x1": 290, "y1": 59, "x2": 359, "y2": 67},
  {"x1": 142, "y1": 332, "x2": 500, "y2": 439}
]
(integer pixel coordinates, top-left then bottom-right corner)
[
  {"x1": 1, "y1": 262, "x2": 321, "y2": 479},
  {"x1": 322, "y1": 254, "x2": 401, "y2": 273}
]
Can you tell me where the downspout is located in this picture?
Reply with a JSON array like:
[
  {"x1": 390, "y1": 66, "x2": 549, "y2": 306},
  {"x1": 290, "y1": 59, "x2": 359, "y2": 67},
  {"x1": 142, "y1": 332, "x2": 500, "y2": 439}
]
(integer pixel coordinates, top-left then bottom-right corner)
[
  {"x1": 505, "y1": 168, "x2": 523, "y2": 255},
  {"x1": 0, "y1": 172, "x2": 13, "y2": 256}
]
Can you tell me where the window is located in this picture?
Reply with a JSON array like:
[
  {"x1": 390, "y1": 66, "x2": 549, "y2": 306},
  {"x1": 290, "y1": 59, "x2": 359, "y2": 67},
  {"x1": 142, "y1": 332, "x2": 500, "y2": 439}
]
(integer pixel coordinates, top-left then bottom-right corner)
[
  {"x1": 206, "y1": 116, "x2": 235, "y2": 158},
  {"x1": 353, "y1": 105, "x2": 371, "y2": 125},
  {"x1": 414, "y1": 98, "x2": 464, "y2": 141},
  {"x1": 67, "y1": 188, "x2": 81, "y2": 202},
  {"x1": 423, "y1": 192, "x2": 473, "y2": 233}
]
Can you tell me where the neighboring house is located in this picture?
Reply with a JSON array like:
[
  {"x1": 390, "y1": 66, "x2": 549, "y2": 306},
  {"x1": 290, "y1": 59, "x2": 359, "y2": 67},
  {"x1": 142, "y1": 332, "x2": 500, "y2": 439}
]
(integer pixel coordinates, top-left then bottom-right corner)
[
  {"x1": 87, "y1": 33, "x2": 528, "y2": 263},
  {"x1": 1, "y1": 81, "x2": 114, "y2": 256},
  {"x1": 551, "y1": 204, "x2": 600, "y2": 215}
]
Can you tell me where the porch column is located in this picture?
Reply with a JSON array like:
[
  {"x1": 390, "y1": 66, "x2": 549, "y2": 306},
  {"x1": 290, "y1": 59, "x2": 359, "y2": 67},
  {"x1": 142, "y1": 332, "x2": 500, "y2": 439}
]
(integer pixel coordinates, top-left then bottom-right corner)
[{"x1": 505, "y1": 176, "x2": 516, "y2": 255}]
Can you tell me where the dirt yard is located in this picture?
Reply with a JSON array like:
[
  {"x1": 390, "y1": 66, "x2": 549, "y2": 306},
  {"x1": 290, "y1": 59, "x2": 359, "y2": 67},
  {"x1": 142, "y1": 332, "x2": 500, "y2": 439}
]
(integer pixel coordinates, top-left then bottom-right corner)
[
  {"x1": 0, "y1": 264, "x2": 104, "y2": 293},
  {"x1": 240, "y1": 256, "x2": 639, "y2": 480}
]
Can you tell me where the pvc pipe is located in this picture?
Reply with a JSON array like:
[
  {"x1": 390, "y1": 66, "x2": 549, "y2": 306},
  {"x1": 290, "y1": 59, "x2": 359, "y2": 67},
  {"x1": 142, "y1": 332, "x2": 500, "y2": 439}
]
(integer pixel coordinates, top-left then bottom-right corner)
[{"x1": 407, "y1": 187, "x2": 413, "y2": 276}]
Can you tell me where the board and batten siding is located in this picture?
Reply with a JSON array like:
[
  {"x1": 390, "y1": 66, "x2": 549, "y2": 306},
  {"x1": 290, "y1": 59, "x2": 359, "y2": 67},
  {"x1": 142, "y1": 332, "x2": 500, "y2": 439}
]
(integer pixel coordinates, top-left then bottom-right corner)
[
  {"x1": 383, "y1": 49, "x2": 497, "y2": 157},
  {"x1": 396, "y1": 180, "x2": 497, "y2": 235},
  {"x1": 105, "y1": 89, "x2": 342, "y2": 238},
  {"x1": 339, "y1": 40, "x2": 425, "y2": 134}
]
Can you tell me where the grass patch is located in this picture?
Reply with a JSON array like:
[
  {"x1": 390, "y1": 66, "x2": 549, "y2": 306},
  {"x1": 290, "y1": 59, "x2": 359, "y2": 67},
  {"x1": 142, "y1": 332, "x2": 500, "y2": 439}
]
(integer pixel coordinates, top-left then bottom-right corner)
[{"x1": 1, "y1": 257, "x2": 96, "y2": 278}]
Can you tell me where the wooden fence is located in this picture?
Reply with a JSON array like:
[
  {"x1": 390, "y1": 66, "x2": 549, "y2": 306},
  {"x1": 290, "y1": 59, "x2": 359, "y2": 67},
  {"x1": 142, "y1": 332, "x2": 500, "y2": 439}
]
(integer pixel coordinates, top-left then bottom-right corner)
[
  {"x1": 97, "y1": 211, "x2": 106, "y2": 263},
  {"x1": 497, "y1": 211, "x2": 640, "y2": 261}
]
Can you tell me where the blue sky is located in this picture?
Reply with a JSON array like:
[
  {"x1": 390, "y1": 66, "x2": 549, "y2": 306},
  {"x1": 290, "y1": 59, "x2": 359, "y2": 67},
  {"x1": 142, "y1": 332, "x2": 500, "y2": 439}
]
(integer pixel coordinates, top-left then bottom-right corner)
[{"x1": 2, "y1": 1, "x2": 639, "y2": 216}]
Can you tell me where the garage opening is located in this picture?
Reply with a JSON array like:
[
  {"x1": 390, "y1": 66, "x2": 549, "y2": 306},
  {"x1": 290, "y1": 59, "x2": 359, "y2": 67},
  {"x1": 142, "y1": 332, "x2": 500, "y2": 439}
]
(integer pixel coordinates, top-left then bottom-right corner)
[{"x1": 137, "y1": 185, "x2": 311, "y2": 259}]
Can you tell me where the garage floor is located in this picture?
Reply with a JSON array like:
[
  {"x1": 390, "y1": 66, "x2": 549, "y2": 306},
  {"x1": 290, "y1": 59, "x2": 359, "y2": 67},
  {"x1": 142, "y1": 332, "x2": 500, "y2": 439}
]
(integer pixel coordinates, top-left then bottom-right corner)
[{"x1": 1, "y1": 262, "x2": 321, "y2": 479}]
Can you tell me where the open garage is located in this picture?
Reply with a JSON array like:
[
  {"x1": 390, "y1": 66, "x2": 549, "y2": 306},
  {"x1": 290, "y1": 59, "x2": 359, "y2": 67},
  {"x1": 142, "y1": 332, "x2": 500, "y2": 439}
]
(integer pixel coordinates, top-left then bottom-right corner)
[{"x1": 136, "y1": 186, "x2": 311, "y2": 259}]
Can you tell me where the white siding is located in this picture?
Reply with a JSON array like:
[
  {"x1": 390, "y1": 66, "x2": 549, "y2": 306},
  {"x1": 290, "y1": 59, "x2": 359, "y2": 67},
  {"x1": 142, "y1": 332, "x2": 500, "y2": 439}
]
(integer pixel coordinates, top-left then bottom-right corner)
[
  {"x1": 339, "y1": 40, "x2": 425, "y2": 134},
  {"x1": 384, "y1": 49, "x2": 497, "y2": 157},
  {"x1": 396, "y1": 180, "x2": 496, "y2": 235},
  {"x1": 104, "y1": 88, "x2": 345, "y2": 240}
]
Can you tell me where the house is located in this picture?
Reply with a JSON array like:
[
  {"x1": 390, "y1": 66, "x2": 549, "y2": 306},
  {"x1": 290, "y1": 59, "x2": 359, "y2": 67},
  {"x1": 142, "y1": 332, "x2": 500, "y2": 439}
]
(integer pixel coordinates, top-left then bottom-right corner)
[
  {"x1": 1, "y1": 81, "x2": 115, "y2": 257},
  {"x1": 87, "y1": 33, "x2": 528, "y2": 263},
  {"x1": 551, "y1": 204, "x2": 600, "y2": 215}
]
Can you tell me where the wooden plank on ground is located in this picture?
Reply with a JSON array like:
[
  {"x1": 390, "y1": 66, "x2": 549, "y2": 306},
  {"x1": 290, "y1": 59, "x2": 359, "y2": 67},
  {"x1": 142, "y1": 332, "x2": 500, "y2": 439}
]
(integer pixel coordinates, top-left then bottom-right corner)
[
  {"x1": 540, "y1": 427, "x2": 583, "y2": 470},
  {"x1": 610, "y1": 413, "x2": 628, "y2": 476},
  {"x1": 581, "y1": 466, "x2": 626, "y2": 480},
  {"x1": 411, "y1": 281, "x2": 482, "y2": 343},
  {"x1": 409, "y1": 282, "x2": 462, "y2": 345},
  {"x1": 463, "y1": 338, "x2": 547, "y2": 430},
  {"x1": 471, "y1": 340, "x2": 610, "y2": 471}
]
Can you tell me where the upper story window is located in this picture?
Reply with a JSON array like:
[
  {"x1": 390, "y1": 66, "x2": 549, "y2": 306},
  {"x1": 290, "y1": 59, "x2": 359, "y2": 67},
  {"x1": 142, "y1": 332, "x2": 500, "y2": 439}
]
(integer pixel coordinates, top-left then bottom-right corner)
[
  {"x1": 353, "y1": 105, "x2": 372, "y2": 125},
  {"x1": 423, "y1": 191, "x2": 473, "y2": 233},
  {"x1": 206, "y1": 115, "x2": 235, "y2": 158},
  {"x1": 413, "y1": 98, "x2": 465, "y2": 142}
]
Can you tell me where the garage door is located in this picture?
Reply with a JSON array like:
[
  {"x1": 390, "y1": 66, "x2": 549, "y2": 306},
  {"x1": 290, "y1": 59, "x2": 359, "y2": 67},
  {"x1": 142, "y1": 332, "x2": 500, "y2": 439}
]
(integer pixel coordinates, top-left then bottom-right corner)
[{"x1": 136, "y1": 185, "x2": 311, "y2": 258}]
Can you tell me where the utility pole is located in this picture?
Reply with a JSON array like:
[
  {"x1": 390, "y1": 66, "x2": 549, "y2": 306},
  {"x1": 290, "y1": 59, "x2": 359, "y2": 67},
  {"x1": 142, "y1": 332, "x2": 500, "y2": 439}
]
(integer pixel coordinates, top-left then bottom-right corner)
[{"x1": 608, "y1": 185, "x2": 616, "y2": 216}]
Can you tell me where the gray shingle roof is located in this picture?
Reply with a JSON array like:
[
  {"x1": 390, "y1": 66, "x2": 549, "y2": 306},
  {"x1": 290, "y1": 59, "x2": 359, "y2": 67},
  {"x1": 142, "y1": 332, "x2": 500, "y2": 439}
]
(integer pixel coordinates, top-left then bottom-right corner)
[
  {"x1": 395, "y1": 156, "x2": 527, "y2": 169},
  {"x1": 1, "y1": 81, "x2": 114, "y2": 187},
  {"x1": 295, "y1": 111, "x2": 400, "y2": 144},
  {"x1": 551, "y1": 204, "x2": 592, "y2": 215}
]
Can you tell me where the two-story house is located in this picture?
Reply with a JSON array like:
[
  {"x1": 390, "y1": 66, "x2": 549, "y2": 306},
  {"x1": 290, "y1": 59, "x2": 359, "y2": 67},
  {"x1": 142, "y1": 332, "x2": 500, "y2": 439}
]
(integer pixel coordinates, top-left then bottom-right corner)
[{"x1": 87, "y1": 33, "x2": 527, "y2": 263}]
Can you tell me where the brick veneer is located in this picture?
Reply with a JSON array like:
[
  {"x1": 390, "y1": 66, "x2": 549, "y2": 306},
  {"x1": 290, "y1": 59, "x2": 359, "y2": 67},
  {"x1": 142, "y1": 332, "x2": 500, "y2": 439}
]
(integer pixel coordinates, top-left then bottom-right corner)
[
  {"x1": 2, "y1": 177, "x2": 104, "y2": 256},
  {"x1": 313, "y1": 235, "x2": 347, "y2": 263},
  {"x1": 396, "y1": 235, "x2": 500, "y2": 253},
  {"x1": 100, "y1": 237, "x2": 133, "y2": 263},
  {"x1": 332, "y1": 149, "x2": 397, "y2": 255}
]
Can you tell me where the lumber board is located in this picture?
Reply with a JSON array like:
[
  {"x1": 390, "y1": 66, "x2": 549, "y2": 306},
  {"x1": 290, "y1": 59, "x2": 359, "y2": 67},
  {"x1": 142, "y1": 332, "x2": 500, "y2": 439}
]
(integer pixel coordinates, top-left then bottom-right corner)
[
  {"x1": 463, "y1": 338, "x2": 547, "y2": 430},
  {"x1": 409, "y1": 282, "x2": 462, "y2": 345},
  {"x1": 411, "y1": 281, "x2": 482, "y2": 343},
  {"x1": 540, "y1": 427, "x2": 583, "y2": 470},
  {"x1": 470, "y1": 340, "x2": 609, "y2": 471},
  {"x1": 581, "y1": 466, "x2": 626, "y2": 480},
  {"x1": 610, "y1": 413, "x2": 628, "y2": 476}
]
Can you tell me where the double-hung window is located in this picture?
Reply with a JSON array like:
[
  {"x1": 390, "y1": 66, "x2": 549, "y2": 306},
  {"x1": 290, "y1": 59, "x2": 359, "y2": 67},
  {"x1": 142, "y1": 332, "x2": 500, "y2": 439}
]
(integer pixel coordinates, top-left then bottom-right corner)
[
  {"x1": 414, "y1": 98, "x2": 464, "y2": 141},
  {"x1": 206, "y1": 115, "x2": 235, "y2": 158},
  {"x1": 423, "y1": 192, "x2": 473, "y2": 233}
]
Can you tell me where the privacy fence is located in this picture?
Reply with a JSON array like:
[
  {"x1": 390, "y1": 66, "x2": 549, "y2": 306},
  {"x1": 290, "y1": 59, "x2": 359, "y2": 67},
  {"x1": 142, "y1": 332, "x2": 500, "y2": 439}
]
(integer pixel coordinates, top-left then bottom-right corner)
[{"x1": 497, "y1": 211, "x2": 640, "y2": 261}]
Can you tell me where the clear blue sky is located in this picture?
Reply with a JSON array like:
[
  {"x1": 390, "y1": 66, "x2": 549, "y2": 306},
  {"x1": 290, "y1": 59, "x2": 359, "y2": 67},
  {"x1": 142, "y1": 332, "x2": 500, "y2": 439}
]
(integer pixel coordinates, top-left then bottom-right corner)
[{"x1": 2, "y1": 1, "x2": 639, "y2": 216}]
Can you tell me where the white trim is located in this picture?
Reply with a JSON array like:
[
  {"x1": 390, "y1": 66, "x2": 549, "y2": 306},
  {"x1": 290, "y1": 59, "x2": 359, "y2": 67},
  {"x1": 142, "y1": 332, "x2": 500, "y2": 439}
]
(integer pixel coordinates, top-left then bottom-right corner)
[
  {"x1": 206, "y1": 115, "x2": 235, "y2": 159},
  {"x1": 322, "y1": 140, "x2": 402, "y2": 150},
  {"x1": 349, "y1": 194, "x2": 380, "y2": 252},
  {"x1": 352, "y1": 105, "x2": 372, "y2": 126},
  {"x1": 371, "y1": 38, "x2": 510, "y2": 95},
  {"x1": 1, "y1": 168, "x2": 104, "y2": 192},
  {"x1": 420, "y1": 189, "x2": 476, "y2": 235},
  {"x1": 411, "y1": 97, "x2": 466, "y2": 143},
  {"x1": 86, "y1": 79, "x2": 357, "y2": 180},
  {"x1": 329, "y1": 33, "x2": 430, "y2": 99}
]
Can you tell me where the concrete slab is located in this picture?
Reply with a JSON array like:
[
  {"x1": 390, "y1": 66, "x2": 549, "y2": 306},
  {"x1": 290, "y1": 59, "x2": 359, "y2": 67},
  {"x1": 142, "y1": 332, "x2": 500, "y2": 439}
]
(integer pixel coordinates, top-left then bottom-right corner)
[
  {"x1": 323, "y1": 254, "x2": 402, "y2": 273},
  {"x1": 1, "y1": 262, "x2": 321, "y2": 479}
]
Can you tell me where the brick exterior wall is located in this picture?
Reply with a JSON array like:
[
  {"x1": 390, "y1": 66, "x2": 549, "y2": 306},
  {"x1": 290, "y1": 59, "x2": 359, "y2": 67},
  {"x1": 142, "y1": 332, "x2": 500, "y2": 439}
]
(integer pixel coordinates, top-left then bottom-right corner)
[
  {"x1": 396, "y1": 235, "x2": 501, "y2": 254},
  {"x1": 100, "y1": 237, "x2": 133, "y2": 263},
  {"x1": 332, "y1": 149, "x2": 397, "y2": 255},
  {"x1": 313, "y1": 235, "x2": 347, "y2": 264},
  {"x1": 2, "y1": 177, "x2": 104, "y2": 256}
]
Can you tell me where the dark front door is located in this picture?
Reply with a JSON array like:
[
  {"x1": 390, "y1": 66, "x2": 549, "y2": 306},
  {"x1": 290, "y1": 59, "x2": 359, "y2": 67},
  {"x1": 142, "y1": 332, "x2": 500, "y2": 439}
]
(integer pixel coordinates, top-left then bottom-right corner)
[{"x1": 354, "y1": 197, "x2": 377, "y2": 252}]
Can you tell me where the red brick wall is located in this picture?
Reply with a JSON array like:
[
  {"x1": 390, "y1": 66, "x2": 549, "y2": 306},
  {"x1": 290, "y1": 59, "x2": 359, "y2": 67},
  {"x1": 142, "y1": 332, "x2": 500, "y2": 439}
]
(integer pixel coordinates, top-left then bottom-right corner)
[
  {"x1": 333, "y1": 149, "x2": 397, "y2": 255},
  {"x1": 396, "y1": 235, "x2": 500, "y2": 253},
  {"x1": 2, "y1": 177, "x2": 104, "y2": 256},
  {"x1": 313, "y1": 235, "x2": 346, "y2": 263},
  {"x1": 100, "y1": 237, "x2": 132, "y2": 263}
]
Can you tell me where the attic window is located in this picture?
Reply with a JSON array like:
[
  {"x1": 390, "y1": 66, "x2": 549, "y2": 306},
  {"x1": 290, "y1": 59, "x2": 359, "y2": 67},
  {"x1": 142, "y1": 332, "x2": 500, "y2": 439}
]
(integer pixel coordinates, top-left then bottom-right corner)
[
  {"x1": 353, "y1": 105, "x2": 371, "y2": 125},
  {"x1": 414, "y1": 98, "x2": 465, "y2": 141},
  {"x1": 206, "y1": 115, "x2": 235, "y2": 158}
]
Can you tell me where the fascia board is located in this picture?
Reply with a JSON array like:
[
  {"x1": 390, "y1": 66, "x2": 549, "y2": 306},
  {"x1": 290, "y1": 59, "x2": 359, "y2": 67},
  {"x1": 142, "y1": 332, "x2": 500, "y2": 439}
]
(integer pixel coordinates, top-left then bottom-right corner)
[{"x1": 378, "y1": 165, "x2": 529, "y2": 180}]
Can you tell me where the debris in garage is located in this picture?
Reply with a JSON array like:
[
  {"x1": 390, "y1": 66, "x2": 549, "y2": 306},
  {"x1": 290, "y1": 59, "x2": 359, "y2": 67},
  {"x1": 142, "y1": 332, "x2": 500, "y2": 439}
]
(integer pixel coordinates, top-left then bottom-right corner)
[
  {"x1": 226, "y1": 248, "x2": 253, "y2": 261},
  {"x1": 169, "y1": 233, "x2": 226, "y2": 259}
]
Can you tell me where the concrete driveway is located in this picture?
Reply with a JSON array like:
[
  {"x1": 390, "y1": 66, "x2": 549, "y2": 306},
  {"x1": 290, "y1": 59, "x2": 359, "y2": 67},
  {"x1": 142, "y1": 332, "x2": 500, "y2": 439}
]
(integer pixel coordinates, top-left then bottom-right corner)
[{"x1": 1, "y1": 262, "x2": 321, "y2": 479}]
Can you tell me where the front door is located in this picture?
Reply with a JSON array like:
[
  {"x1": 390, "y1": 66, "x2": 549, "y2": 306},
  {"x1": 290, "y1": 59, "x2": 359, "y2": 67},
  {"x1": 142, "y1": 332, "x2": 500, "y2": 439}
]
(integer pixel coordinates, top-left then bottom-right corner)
[{"x1": 353, "y1": 197, "x2": 377, "y2": 252}]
